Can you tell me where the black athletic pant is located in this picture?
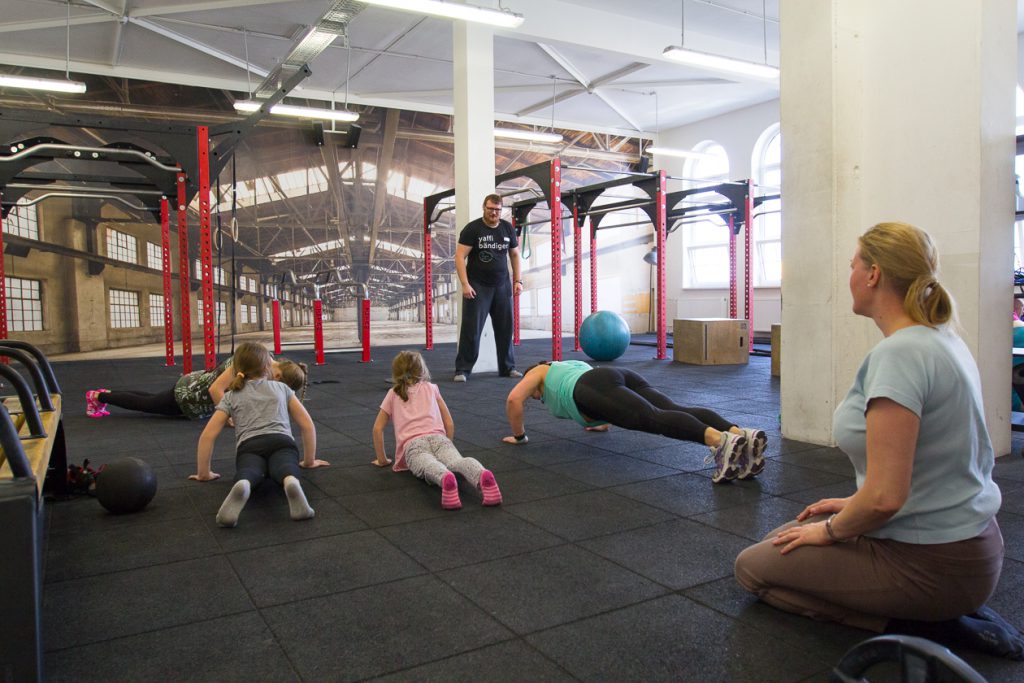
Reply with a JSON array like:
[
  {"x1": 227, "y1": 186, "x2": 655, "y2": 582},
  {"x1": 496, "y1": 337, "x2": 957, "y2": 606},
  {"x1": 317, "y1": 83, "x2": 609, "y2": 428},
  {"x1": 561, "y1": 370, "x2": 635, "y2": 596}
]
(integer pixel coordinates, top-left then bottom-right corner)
[
  {"x1": 571, "y1": 367, "x2": 735, "y2": 443},
  {"x1": 234, "y1": 433, "x2": 301, "y2": 487},
  {"x1": 100, "y1": 388, "x2": 183, "y2": 416},
  {"x1": 455, "y1": 278, "x2": 515, "y2": 376}
]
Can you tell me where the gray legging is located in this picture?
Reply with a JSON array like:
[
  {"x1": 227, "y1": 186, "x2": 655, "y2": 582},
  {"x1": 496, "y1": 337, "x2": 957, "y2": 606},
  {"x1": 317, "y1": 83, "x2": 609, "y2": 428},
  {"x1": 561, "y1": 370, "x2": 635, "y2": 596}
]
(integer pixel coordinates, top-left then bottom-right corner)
[
  {"x1": 572, "y1": 367, "x2": 735, "y2": 443},
  {"x1": 234, "y1": 433, "x2": 302, "y2": 487},
  {"x1": 405, "y1": 434, "x2": 485, "y2": 488}
]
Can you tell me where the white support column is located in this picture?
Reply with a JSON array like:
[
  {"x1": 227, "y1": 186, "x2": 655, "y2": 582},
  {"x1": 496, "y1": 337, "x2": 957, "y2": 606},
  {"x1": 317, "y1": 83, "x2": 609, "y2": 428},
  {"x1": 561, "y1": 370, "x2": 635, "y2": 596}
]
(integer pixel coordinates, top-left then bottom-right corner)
[
  {"x1": 780, "y1": 0, "x2": 1015, "y2": 453},
  {"x1": 453, "y1": 19, "x2": 498, "y2": 373}
]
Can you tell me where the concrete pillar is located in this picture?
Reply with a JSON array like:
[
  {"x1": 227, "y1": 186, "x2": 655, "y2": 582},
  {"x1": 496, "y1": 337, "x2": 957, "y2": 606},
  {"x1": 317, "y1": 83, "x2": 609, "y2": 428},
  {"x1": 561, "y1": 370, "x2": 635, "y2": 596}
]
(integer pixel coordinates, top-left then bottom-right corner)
[
  {"x1": 453, "y1": 19, "x2": 498, "y2": 373},
  {"x1": 780, "y1": 0, "x2": 1015, "y2": 454}
]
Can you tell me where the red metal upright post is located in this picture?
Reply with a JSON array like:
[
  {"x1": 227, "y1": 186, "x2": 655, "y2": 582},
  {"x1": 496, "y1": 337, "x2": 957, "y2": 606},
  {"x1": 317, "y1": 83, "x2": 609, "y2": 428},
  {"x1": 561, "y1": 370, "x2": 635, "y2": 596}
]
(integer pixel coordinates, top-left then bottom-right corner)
[
  {"x1": 572, "y1": 198, "x2": 582, "y2": 351},
  {"x1": 0, "y1": 193, "x2": 7, "y2": 342},
  {"x1": 197, "y1": 126, "x2": 216, "y2": 370},
  {"x1": 313, "y1": 298, "x2": 325, "y2": 365},
  {"x1": 728, "y1": 214, "x2": 738, "y2": 319},
  {"x1": 176, "y1": 173, "x2": 192, "y2": 374},
  {"x1": 361, "y1": 297, "x2": 371, "y2": 362},
  {"x1": 655, "y1": 171, "x2": 667, "y2": 360},
  {"x1": 272, "y1": 299, "x2": 282, "y2": 355},
  {"x1": 744, "y1": 179, "x2": 755, "y2": 351},
  {"x1": 549, "y1": 158, "x2": 562, "y2": 361},
  {"x1": 590, "y1": 220, "x2": 598, "y2": 314},
  {"x1": 423, "y1": 202, "x2": 433, "y2": 350},
  {"x1": 511, "y1": 214, "x2": 520, "y2": 346},
  {"x1": 160, "y1": 197, "x2": 174, "y2": 366}
]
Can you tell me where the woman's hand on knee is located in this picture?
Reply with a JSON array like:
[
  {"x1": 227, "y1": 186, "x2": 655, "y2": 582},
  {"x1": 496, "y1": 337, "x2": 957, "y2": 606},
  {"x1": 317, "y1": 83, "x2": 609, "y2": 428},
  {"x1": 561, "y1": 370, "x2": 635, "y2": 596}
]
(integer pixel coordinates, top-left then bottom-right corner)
[
  {"x1": 796, "y1": 497, "x2": 848, "y2": 522},
  {"x1": 772, "y1": 521, "x2": 832, "y2": 554}
]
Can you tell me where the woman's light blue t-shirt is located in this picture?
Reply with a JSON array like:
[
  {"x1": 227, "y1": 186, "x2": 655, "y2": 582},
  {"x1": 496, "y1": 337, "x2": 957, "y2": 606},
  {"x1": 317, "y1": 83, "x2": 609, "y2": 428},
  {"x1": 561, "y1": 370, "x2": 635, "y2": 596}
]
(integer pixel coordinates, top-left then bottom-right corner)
[
  {"x1": 542, "y1": 360, "x2": 599, "y2": 427},
  {"x1": 832, "y1": 325, "x2": 1000, "y2": 544}
]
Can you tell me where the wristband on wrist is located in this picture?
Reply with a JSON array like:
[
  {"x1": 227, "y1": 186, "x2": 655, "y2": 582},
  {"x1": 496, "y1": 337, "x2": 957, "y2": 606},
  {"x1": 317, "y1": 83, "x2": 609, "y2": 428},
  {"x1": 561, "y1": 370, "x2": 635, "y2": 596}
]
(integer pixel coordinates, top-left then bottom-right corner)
[
  {"x1": 513, "y1": 432, "x2": 527, "y2": 442},
  {"x1": 825, "y1": 514, "x2": 848, "y2": 543}
]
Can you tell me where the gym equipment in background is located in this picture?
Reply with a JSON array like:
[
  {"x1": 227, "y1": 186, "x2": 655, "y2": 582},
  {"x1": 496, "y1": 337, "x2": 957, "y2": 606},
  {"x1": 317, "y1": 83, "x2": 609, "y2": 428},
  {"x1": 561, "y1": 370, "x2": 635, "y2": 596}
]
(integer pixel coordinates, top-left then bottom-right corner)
[
  {"x1": 579, "y1": 310, "x2": 631, "y2": 361},
  {"x1": 95, "y1": 458, "x2": 158, "y2": 514}
]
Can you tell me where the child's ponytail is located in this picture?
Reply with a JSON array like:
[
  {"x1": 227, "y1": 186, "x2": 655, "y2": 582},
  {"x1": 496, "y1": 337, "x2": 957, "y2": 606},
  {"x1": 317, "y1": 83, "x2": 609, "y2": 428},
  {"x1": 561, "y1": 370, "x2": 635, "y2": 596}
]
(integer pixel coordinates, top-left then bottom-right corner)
[
  {"x1": 228, "y1": 342, "x2": 274, "y2": 392},
  {"x1": 391, "y1": 350, "x2": 429, "y2": 402}
]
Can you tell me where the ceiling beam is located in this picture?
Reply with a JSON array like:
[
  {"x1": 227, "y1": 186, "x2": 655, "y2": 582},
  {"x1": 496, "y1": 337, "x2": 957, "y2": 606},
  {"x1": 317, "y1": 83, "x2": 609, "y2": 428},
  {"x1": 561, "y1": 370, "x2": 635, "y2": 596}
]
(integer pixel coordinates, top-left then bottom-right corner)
[
  {"x1": 127, "y1": 17, "x2": 270, "y2": 78},
  {"x1": 368, "y1": 108, "x2": 399, "y2": 266}
]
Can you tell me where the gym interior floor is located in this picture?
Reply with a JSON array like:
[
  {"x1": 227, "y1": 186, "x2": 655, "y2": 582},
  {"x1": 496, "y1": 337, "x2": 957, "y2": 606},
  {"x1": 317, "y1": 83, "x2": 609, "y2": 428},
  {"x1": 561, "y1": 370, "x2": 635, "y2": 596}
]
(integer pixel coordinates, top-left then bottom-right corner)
[{"x1": 41, "y1": 337, "x2": 1024, "y2": 682}]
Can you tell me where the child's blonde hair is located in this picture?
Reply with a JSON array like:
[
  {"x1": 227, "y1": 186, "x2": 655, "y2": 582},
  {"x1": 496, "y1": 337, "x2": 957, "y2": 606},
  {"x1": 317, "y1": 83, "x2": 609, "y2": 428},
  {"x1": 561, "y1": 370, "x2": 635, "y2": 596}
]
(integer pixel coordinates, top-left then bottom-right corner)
[
  {"x1": 391, "y1": 350, "x2": 429, "y2": 402},
  {"x1": 228, "y1": 342, "x2": 273, "y2": 392},
  {"x1": 276, "y1": 357, "x2": 309, "y2": 402}
]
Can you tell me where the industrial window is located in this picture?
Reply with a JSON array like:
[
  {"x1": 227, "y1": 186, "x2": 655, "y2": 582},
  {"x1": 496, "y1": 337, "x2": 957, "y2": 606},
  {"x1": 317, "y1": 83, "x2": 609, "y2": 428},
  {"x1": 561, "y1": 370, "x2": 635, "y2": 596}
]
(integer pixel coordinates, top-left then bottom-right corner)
[
  {"x1": 106, "y1": 228, "x2": 138, "y2": 264},
  {"x1": 265, "y1": 305, "x2": 272, "y2": 323},
  {"x1": 240, "y1": 304, "x2": 249, "y2": 324},
  {"x1": 752, "y1": 124, "x2": 782, "y2": 287},
  {"x1": 149, "y1": 293, "x2": 165, "y2": 327},
  {"x1": 146, "y1": 242, "x2": 164, "y2": 271},
  {"x1": 109, "y1": 289, "x2": 140, "y2": 328},
  {"x1": 5, "y1": 276, "x2": 42, "y2": 332},
  {"x1": 197, "y1": 298, "x2": 228, "y2": 326},
  {"x1": 193, "y1": 260, "x2": 226, "y2": 285},
  {"x1": 4, "y1": 201, "x2": 39, "y2": 240},
  {"x1": 681, "y1": 141, "x2": 731, "y2": 288}
]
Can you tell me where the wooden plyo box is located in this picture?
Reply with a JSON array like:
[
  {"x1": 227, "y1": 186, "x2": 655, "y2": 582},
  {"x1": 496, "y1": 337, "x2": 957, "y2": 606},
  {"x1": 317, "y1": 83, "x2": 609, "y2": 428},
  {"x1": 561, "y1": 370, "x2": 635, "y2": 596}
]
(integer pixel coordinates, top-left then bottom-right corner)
[
  {"x1": 673, "y1": 318, "x2": 749, "y2": 365},
  {"x1": 770, "y1": 324, "x2": 781, "y2": 377}
]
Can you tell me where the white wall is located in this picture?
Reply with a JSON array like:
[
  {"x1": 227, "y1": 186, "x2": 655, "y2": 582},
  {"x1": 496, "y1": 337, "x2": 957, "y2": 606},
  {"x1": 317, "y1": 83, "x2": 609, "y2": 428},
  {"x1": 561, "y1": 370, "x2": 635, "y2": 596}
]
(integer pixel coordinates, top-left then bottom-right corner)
[{"x1": 655, "y1": 99, "x2": 782, "y2": 334}]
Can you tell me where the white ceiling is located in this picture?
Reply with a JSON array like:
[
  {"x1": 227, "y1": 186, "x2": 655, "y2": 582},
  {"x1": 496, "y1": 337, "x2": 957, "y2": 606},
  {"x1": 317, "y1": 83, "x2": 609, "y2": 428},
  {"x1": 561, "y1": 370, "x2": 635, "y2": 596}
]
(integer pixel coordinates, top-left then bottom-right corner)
[{"x1": 0, "y1": 0, "x2": 787, "y2": 137}]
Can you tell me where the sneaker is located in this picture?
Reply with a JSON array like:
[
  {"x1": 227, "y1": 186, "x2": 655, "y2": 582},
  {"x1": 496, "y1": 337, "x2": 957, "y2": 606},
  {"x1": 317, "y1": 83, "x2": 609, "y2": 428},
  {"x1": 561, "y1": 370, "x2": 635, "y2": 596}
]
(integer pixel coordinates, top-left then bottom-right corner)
[
  {"x1": 738, "y1": 428, "x2": 768, "y2": 479},
  {"x1": 704, "y1": 431, "x2": 747, "y2": 484},
  {"x1": 441, "y1": 471, "x2": 462, "y2": 510},
  {"x1": 507, "y1": 370, "x2": 523, "y2": 378},
  {"x1": 85, "y1": 389, "x2": 108, "y2": 418},
  {"x1": 480, "y1": 469, "x2": 502, "y2": 506},
  {"x1": 453, "y1": 373, "x2": 467, "y2": 383}
]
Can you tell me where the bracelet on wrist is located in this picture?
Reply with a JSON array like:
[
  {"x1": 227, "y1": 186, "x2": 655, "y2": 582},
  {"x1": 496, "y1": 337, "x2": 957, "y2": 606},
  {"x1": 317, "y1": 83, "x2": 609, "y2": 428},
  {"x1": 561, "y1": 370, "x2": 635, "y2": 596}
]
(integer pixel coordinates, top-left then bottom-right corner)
[
  {"x1": 513, "y1": 432, "x2": 527, "y2": 442},
  {"x1": 825, "y1": 514, "x2": 849, "y2": 543}
]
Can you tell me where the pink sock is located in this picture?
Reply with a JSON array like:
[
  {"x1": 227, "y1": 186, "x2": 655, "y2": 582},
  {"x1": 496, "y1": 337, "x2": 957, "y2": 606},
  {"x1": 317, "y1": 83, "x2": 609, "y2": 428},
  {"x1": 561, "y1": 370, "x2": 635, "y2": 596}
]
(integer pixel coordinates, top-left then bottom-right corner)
[
  {"x1": 441, "y1": 471, "x2": 461, "y2": 510},
  {"x1": 480, "y1": 469, "x2": 502, "y2": 506}
]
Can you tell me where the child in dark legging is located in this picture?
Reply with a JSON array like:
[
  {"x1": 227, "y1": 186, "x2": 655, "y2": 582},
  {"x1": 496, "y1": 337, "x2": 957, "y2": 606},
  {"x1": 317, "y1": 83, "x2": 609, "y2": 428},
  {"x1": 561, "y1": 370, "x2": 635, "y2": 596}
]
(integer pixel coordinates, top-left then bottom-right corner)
[
  {"x1": 86, "y1": 356, "x2": 308, "y2": 420},
  {"x1": 188, "y1": 342, "x2": 329, "y2": 527},
  {"x1": 504, "y1": 360, "x2": 767, "y2": 483}
]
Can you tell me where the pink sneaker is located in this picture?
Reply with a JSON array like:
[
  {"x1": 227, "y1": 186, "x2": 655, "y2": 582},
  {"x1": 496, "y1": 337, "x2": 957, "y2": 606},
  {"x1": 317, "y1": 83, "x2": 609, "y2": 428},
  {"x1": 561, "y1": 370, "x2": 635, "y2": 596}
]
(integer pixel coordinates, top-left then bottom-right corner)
[
  {"x1": 480, "y1": 469, "x2": 502, "y2": 506},
  {"x1": 85, "y1": 389, "x2": 108, "y2": 418},
  {"x1": 441, "y1": 471, "x2": 461, "y2": 510}
]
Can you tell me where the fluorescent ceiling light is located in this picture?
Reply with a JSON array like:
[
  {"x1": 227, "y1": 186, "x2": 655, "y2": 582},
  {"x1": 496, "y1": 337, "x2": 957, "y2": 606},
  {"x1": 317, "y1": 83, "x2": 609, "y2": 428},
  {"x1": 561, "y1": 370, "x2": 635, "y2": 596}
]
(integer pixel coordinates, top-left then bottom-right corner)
[
  {"x1": 0, "y1": 74, "x2": 86, "y2": 93},
  {"x1": 662, "y1": 46, "x2": 778, "y2": 82},
  {"x1": 358, "y1": 0, "x2": 524, "y2": 28},
  {"x1": 234, "y1": 100, "x2": 359, "y2": 122},
  {"x1": 494, "y1": 127, "x2": 563, "y2": 143},
  {"x1": 645, "y1": 146, "x2": 710, "y2": 160}
]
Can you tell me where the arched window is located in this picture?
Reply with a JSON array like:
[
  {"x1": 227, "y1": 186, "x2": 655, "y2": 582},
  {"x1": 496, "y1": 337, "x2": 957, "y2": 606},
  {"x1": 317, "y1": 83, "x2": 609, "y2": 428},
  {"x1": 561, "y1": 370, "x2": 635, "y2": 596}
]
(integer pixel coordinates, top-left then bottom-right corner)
[
  {"x1": 681, "y1": 141, "x2": 731, "y2": 287},
  {"x1": 752, "y1": 123, "x2": 782, "y2": 286}
]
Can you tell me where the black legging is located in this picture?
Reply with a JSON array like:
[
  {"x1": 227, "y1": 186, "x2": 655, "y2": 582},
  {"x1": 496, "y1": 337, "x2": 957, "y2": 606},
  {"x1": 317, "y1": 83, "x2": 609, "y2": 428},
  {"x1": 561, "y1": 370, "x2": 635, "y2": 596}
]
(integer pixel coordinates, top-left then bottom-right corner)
[
  {"x1": 100, "y1": 389, "x2": 183, "y2": 416},
  {"x1": 571, "y1": 367, "x2": 735, "y2": 443},
  {"x1": 234, "y1": 433, "x2": 301, "y2": 487}
]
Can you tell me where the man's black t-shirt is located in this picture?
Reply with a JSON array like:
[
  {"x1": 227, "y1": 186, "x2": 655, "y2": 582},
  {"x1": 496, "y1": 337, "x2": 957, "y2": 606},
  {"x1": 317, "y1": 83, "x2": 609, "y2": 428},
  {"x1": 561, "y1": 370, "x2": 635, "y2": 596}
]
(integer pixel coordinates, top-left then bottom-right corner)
[{"x1": 458, "y1": 218, "x2": 518, "y2": 286}]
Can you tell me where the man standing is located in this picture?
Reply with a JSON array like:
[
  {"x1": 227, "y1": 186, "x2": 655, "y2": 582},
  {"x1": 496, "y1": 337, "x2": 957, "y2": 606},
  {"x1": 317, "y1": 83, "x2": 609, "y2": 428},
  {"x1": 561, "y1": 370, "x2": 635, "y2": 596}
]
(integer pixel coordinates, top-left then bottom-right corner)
[{"x1": 453, "y1": 193, "x2": 523, "y2": 382}]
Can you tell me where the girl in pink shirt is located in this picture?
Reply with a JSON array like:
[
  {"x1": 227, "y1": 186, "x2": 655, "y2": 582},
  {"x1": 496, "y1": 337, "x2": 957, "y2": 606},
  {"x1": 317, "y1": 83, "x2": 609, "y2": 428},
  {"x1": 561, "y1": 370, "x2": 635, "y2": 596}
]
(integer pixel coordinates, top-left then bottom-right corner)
[{"x1": 372, "y1": 350, "x2": 502, "y2": 510}]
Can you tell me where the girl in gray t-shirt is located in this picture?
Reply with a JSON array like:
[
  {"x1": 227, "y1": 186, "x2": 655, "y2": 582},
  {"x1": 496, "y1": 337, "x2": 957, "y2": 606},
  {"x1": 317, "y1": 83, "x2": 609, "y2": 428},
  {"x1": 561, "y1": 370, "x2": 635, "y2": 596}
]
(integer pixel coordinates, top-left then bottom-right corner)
[{"x1": 189, "y1": 342, "x2": 329, "y2": 527}]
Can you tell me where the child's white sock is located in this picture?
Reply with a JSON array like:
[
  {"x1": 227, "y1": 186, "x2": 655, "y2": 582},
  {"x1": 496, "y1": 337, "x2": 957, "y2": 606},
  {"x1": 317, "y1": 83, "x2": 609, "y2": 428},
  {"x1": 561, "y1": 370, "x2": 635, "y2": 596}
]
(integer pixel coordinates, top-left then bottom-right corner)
[
  {"x1": 216, "y1": 480, "x2": 251, "y2": 528},
  {"x1": 284, "y1": 475, "x2": 315, "y2": 521}
]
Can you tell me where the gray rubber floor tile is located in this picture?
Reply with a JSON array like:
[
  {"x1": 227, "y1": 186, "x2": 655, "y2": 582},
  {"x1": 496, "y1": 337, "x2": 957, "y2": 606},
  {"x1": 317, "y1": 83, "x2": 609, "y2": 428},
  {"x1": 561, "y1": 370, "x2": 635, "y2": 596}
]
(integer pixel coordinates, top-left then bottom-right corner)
[
  {"x1": 43, "y1": 556, "x2": 254, "y2": 648},
  {"x1": 262, "y1": 574, "x2": 512, "y2": 682},
  {"x1": 379, "y1": 508, "x2": 562, "y2": 571},
  {"x1": 505, "y1": 489, "x2": 674, "y2": 541},
  {"x1": 438, "y1": 544, "x2": 666, "y2": 634},
  {"x1": 542, "y1": 453, "x2": 679, "y2": 488},
  {"x1": 579, "y1": 517, "x2": 751, "y2": 590},
  {"x1": 526, "y1": 594, "x2": 824, "y2": 683},
  {"x1": 45, "y1": 612, "x2": 299, "y2": 683},
  {"x1": 366, "y1": 640, "x2": 576, "y2": 683}
]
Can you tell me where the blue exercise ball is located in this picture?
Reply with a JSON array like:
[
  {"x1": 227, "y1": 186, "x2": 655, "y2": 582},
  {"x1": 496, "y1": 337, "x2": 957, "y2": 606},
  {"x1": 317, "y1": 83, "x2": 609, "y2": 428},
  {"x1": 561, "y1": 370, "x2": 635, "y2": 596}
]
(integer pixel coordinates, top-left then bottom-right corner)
[{"x1": 579, "y1": 310, "x2": 631, "y2": 361}]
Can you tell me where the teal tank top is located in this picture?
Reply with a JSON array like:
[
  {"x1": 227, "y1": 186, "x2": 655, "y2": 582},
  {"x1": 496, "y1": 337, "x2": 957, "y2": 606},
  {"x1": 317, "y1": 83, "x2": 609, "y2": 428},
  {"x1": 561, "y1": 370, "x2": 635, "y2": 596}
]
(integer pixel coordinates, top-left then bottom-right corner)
[{"x1": 542, "y1": 360, "x2": 605, "y2": 428}]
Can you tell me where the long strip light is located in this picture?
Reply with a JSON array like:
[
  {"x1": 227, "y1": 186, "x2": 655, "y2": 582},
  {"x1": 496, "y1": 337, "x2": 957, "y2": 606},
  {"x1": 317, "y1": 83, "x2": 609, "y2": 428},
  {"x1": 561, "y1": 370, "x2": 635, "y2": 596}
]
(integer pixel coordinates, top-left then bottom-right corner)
[
  {"x1": 662, "y1": 46, "x2": 778, "y2": 82},
  {"x1": 234, "y1": 100, "x2": 359, "y2": 122},
  {"x1": 0, "y1": 74, "x2": 86, "y2": 94},
  {"x1": 494, "y1": 127, "x2": 562, "y2": 143},
  {"x1": 358, "y1": 0, "x2": 523, "y2": 28},
  {"x1": 645, "y1": 146, "x2": 711, "y2": 160}
]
